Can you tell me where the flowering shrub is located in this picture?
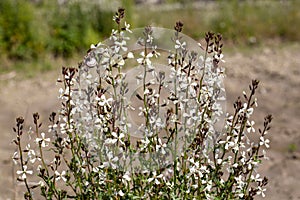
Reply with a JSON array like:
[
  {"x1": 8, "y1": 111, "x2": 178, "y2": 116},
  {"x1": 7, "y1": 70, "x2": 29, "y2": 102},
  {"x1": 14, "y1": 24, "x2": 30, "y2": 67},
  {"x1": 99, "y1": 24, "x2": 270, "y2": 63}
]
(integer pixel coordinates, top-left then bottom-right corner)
[{"x1": 12, "y1": 8, "x2": 272, "y2": 199}]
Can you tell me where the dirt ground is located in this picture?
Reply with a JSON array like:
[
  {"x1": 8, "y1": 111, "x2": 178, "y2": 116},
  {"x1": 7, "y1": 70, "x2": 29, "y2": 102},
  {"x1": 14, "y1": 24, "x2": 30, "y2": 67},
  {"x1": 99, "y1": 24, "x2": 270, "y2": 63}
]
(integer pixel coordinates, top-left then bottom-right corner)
[{"x1": 0, "y1": 42, "x2": 299, "y2": 199}]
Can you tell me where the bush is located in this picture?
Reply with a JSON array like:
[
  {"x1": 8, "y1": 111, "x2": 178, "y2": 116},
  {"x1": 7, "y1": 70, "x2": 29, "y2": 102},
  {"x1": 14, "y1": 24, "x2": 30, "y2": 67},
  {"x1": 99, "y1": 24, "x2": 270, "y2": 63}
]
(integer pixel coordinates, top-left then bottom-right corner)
[
  {"x1": 0, "y1": 0, "x2": 44, "y2": 59},
  {"x1": 47, "y1": 2, "x2": 89, "y2": 57},
  {"x1": 0, "y1": 0, "x2": 114, "y2": 60},
  {"x1": 47, "y1": 1, "x2": 114, "y2": 57},
  {"x1": 12, "y1": 8, "x2": 272, "y2": 199}
]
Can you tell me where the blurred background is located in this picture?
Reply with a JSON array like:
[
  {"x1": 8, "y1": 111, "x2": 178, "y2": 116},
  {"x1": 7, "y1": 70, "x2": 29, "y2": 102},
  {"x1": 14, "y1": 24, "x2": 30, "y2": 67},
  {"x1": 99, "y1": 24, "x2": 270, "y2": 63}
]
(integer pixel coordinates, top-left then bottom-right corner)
[
  {"x1": 0, "y1": 0, "x2": 299, "y2": 199},
  {"x1": 0, "y1": 0, "x2": 299, "y2": 75}
]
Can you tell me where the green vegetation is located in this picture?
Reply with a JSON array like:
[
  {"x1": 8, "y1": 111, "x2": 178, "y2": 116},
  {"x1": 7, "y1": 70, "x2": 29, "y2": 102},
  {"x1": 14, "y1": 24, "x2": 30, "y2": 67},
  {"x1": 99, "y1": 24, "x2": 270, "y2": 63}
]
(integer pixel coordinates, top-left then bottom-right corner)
[
  {"x1": 134, "y1": 0, "x2": 300, "y2": 44},
  {"x1": 288, "y1": 143, "x2": 297, "y2": 153},
  {"x1": 0, "y1": 0, "x2": 299, "y2": 75},
  {"x1": 0, "y1": 0, "x2": 42, "y2": 60},
  {"x1": 211, "y1": 0, "x2": 300, "y2": 44},
  {"x1": 0, "y1": 0, "x2": 113, "y2": 60}
]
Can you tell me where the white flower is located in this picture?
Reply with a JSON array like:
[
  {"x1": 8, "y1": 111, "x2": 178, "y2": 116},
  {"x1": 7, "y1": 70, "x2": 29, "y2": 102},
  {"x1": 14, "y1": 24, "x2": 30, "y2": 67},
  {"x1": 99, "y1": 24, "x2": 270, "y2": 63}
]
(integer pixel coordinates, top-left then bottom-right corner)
[
  {"x1": 122, "y1": 171, "x2": 131, "y2": 182},
  {"x1": 118, "y1": 58, "x2": 125, "y2": 66},
  {"x1": 12, "y1": 151, "x2": 18, "y2": 165},
  {"x1": 152, "y1": 49, "x2": 160, "y2": 58},
  {"x1": 97, "y1": 95, "x2": 112, "y2": 107},
  {"x1": 254, "y1": 98, "x2": 258, "y2": 107},
  {"x1": 28, "y1": 148, "x2": 37, "y2": 164},
  {"x1": 251, "y1": 174, "x2": 262, "y2": 182},
  {"x1": 55, "y1": 170, "x2": 67, "y2": 182},
  {"x1": 146, "y1": 35, "x2": 153, "y2": 43},
  {"x1": 38, "y1": 180, "x2": 45, "y2": 187},
  {"x1": 257, "y1": 186, "x2": 266, "y2": 197},
  {"x1": 148, "y1": 172, "x2": 163, "y2": 185},
  {"x1": 90, "y1": 44, "x2": 97, "y2": 49},
  {"x1": 140, "y1": 137, "x2": 150, "y2": 149},
  {"x1": 111, "y1": 131, "x2": 125, "y2": 145},
  {"x1": 219, "y1": 136, "x2": 235, "y2": 150},
  {"x1": 16, "y1": 165, "x2": 33, "y2": 179},
  {"x1": 155, "y1": 138, "x2": 167, "y2": 155},
  {"x1": 103, "y1": 151, "x2": 119, "y2": 169},
  {"x1": 246, "y1": 107, "x2": 254, "y2": 117},
  {"x1": 118, "y1": 190, "x2": 125, "y2": 197},
  {"x1": 235, "y1": 175, "x2": 245, "y2": 188},
  {"x1": 175, "y1": 40, "x2": 186, "y2": 49},
  {"x1": 238, "y1": 192, "x2": 244, "y2": 198},
  {"x1": 124, "y1": 22, "x2": 132, "y2": 33},
  {"x1": 246, "y1": 120, "x2": 255, "y2": 133},
  {"x1": 90, "y1": 42, "x2": 101, "y2": 49},
  {"x1": 115, "y1": 40, "x2": 128, "y2": 52},
  {"x1": 35, "y1": 132, "x2": 50, "y2": 147},
  {"x1": 214, "y1": 53, "x2": 225, "y2": 63},
  {"x1": 137, "y1": 51, "x2": 153, "y2": 66},
  {"x1": 110, "y1": 29, "x2": 118, "y2": 41},
  {"x1": 48, "y1": 123, "x2": 58, "y2": 133},
  {"x1": 217, "y1": 159, "x2": 222, "y2": 165},
  {"x1": 127, "y1": 52, "x2": 134, "y2": 58},
  {"x1": 204, "y1": 180, "x2": 212, "y2": 192},
  {"x1": 260, "y1": 136, "x2": 270, "y2": 148}
]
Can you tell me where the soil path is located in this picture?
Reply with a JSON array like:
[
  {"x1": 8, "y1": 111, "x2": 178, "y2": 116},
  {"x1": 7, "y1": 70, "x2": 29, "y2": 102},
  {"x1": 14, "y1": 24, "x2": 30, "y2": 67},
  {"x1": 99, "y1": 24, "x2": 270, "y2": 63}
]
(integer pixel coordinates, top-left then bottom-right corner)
[{"x1": 0, "y1": 43, "x2": 299, "y2": 199}]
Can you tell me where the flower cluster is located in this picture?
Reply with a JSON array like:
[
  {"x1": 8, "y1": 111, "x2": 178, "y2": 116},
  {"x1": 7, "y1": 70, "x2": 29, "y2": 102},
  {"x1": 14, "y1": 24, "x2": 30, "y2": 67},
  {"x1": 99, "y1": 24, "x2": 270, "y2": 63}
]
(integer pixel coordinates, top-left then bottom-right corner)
[{"x1": 12, "y1": 8, "x2": 272, "y2": 199}]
